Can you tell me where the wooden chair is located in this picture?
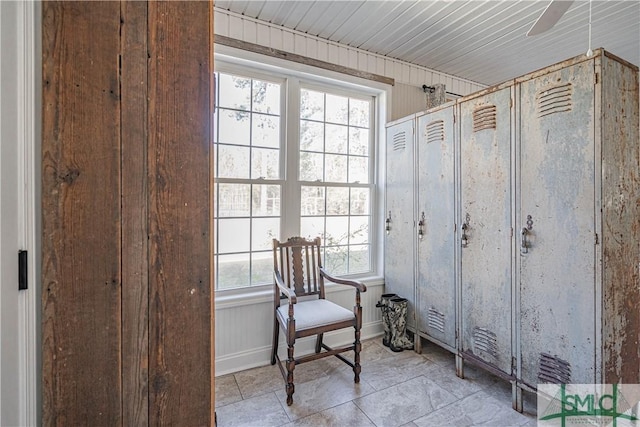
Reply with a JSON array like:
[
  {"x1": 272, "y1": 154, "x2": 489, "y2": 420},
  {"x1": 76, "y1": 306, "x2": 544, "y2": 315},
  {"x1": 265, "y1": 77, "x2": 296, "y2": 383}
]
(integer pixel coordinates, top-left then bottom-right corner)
[{"x1": 271, "y1": 236, "x2": 367, "y2": 405}]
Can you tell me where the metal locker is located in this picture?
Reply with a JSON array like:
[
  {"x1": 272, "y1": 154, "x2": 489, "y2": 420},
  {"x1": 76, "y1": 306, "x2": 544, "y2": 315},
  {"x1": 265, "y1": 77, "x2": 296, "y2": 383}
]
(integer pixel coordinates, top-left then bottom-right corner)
[
  {"x1": 517, "y1": 59, "x2": 597, "y2": 388},
  {"x1": 384, "y1": 117, "x2": 417, "y2": 333},
  {"x1": 416, "y1": 105, "x2": 457, "y2": 350},
  {"x1": 459, "y1": 85, "x2": 514, "y2": 376}
]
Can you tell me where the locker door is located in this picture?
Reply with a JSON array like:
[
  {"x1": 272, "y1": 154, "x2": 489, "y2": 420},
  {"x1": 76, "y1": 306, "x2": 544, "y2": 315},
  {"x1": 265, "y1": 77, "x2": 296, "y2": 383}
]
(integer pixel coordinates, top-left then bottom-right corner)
[
  {"x1": 385, "y1": 119, "x2": 416, "y2": 329},
  {"x1": 416, "y1": 107, "x2": 456, "y2": 349},
  {"x1": 459, "y1": 87, "x2": 513, "y2": 374},
  {"x1": 518, "y1": 60, "x2": 596, "y2": 387}
]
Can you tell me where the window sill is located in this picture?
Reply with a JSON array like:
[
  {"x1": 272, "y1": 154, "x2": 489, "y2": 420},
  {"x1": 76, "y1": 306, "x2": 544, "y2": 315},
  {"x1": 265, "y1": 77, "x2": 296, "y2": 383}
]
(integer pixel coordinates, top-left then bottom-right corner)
[{"x1": 215, "y1": 275, "x2": 384, "y2": 309}]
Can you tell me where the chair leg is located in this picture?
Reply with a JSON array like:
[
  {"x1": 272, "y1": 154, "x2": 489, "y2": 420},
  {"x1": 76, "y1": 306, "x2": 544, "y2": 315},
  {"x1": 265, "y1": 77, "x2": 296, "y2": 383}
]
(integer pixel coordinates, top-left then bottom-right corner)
[
  {"x1": 353, "y1": 326, "x2": 362, "y2": 383},
  {"x1": 315, "y1": 333, "x2": 323, "y2": 353},
  {"x1": 286, "y1": 343, "x2": 295, "y2": 405},
  {"x1": 271, "y1": 318, "x2": 279, "y2": 365}
]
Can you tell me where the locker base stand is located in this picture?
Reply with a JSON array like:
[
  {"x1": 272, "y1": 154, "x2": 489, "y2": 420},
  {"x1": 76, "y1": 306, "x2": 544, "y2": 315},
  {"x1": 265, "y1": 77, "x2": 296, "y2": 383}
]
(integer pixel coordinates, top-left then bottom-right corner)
[
  {"x1": 417, "y1": 333, "x2": 457, "y2": 355},
  {"x1": 460, "y1": 350, "x2": 522, "y2": 412}
]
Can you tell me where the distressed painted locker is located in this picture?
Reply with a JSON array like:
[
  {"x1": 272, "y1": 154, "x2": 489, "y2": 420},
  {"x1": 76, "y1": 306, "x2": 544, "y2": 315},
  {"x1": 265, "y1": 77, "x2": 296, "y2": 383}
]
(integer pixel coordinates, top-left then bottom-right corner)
[
  {"x1": 516, "y1": 50, "x2": 640, "y2": 391},
  {"x1": 458, "y1": 84, "x2": 515, "y2": 378},
  {"x1": 384, "y1": 116, "x2": 417, "y2": 335},
  {"x1": 416, "y1": 104, "x2": 457, "y2": 350}
]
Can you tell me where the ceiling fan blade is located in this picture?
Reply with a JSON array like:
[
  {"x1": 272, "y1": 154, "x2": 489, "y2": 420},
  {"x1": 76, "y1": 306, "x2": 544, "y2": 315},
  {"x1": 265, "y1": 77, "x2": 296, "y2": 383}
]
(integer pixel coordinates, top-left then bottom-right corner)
[{"x1": 527, "y1": 0, "x2": 574, "y2": 36}]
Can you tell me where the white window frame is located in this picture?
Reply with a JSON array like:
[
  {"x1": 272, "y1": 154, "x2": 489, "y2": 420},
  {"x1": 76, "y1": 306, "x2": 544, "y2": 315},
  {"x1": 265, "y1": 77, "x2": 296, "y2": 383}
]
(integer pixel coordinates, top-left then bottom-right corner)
[{"x1": 214, "y1": 45, "x2": 389, "y2": 299}]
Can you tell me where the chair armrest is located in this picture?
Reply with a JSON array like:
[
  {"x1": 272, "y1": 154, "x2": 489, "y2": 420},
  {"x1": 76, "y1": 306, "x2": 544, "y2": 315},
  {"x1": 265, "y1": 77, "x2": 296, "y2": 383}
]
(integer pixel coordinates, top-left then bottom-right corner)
[
  {"x1": 274, "y1": 271, "x2": 297, "y2": 304},
  {"x1": 319, "y1": 267, "x2": 367, "y2": 292}
]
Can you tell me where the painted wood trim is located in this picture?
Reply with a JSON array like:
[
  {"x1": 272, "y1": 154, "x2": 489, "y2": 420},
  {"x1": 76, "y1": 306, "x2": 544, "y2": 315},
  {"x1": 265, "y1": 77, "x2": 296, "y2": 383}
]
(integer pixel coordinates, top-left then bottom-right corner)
[
  {"x1": 120, "y1": 1, "x2": 149, "y2": 425},
  {"x1": 209, "y1": 5, "x2": 216, "y2": 421},
  {"x1": 42, "y1": 2, "x2": 123, "y2": 424},
  {"x1": 216, "y1": 34, "x2": 395, "y2": 86},
  {"x1": 147, "y1": 2, "x2": 213, "y2": 424}
]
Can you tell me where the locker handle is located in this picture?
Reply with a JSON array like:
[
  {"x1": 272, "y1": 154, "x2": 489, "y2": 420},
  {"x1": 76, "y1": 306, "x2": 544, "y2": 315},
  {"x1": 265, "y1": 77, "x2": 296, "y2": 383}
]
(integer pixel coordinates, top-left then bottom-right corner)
[
  {"x1": 521, "y1": 228, "x2": 529, "y2": 254},
  {"x1": 418, "y1": 212, "x2": 425, "y2": 240},
  {"x1": 385, "y1": 211, "x2": 391, "y2": 235},
  {"x1": 461, "y1": 223, "x2": 469, "y2": 247}
]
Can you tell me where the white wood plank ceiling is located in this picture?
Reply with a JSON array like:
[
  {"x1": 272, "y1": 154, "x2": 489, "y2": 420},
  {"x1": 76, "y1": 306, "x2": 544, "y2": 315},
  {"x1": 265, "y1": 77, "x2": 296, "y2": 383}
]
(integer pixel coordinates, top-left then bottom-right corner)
[{"x1": 214, "y1": 0, "x2": 640, "y2": 86}]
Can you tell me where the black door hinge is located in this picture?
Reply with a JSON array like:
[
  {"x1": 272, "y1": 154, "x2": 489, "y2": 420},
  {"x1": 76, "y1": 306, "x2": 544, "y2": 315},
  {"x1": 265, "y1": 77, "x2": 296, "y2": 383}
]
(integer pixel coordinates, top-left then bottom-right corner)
[{"x1": 18, "y1": 250, "x2": 28, "y2": 290}]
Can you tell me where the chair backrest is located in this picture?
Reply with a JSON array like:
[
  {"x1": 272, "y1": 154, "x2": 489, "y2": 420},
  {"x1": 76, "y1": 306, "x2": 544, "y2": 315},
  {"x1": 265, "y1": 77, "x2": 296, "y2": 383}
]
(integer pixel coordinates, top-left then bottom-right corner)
[{"x1": 273, "y1": 237, "x2": 324, "y2": 298}]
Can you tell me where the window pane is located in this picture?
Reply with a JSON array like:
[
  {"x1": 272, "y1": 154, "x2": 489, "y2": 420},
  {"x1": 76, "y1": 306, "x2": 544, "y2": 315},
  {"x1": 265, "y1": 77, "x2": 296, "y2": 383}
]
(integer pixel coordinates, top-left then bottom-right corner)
[
  {"x1": 251, "y1": 252, "x2": 273, "y2": 286},
  {"x1": 218, "y1": 110, "x2": 250, "y2": 145},
  {"x1": 301, "y1": 217, "x2": 324, "y2": 240},
  {"x1": 326, "y1": 187, "x2": 349, "y2": 215},
  {"x1": 214, "y1": 70, "x2": 287, "y2": 289},
  {"x1": 252, "y1": 184, "x2": 280, "y2": 216},
  {"x1": 218, "y1": 218, "x2": 250, "y2": 253},
  {"x1": 300, "y1": 120, "x2": 324, "y2": 152},
  {"x1": 349, "y1": 216, "x2": 369, "y2": 244},
  {"x1": 252, "y1": 217, "x2": 279, "y2": 251},
  {"x1": 218, "y1": 74, "x2": 251, "y2": 111},
  {"x1": 325, "y1": 216, "x2": 349, "y2": 246},
  {"x1": 349, "y1": 98, "x2": 370, "y2": 127},
  {"x1": 325, "y1": 154, "x2": 348, "y2": 183},
  {"x1": 300, "y1": 89, "x2": 324, "y2": 120},
  {"x1": 349, "y1": 245, "x2": 370, "y2": 273},
  {"x1": 326, "y1": 93, "x2": 348, "y2": 124},
  {"x1": 300, "y1": 152, "x2": 323, "y2": 181},
  {"x1": 251, "y1": 147, "x2": 279, "y2": 179},
  {"x1": 349, "y1": 127, "x2": 369, "y2": 156},
  {"x1": 325, "y1": 246, "x2": 348, "y2": 275},
  {"x1": 301, "y1": 186, "x2": 325, "y2": 216},
  {"x1": 350, "y1": 188, "x2": 370, "y2": 215},
  {"x1": 252, "y1": 80, "x2": 280, "y2": 114},
  {"x1": 349, "y1": 156, "x2": 369, "y2": 184},
  {"x1": 217, "y1": 253, "x2": 250, "y2": 290},
  {"x1": 218, "y1": 145, "x2": 250, "y2": 179},
  {"x1": 217, "y1": 183, "x2": 250, "y2": 217},
  {"x1": 252, "y1": 113, "x2": 279, "y2": 148},
  {"x1": 326, "y1": 124, "x2": 348, "y2": 154}
]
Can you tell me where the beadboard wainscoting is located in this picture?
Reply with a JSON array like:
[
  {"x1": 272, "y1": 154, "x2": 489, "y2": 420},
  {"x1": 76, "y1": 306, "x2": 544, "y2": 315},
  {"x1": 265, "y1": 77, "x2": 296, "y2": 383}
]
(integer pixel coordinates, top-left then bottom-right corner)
[{"x1": 215, "y1": 280, "x2": 384, "y2": 376}]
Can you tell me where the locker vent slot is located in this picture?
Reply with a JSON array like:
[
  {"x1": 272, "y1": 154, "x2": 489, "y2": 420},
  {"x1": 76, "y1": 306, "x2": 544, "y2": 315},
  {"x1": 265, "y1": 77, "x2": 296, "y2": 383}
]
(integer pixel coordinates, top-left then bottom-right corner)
[
  {"x1": 392, "y1": 131, "x2": 406, "y2": 151},
  {"x1": 473, "y1": 327, "x2": 498, "y2": 357},
  {"x1": 425, "y1": 120, "x2": 445, "y2": 144},
  {"x1": 538, "y1": 353, "x2": 571, "y2": 384},
  {"x1": 536, "y1": 83, "x2": 573, "y2": 118},
  {"x1": 472, "y1": 105, "x2": 497, "y2": 132},
  {"x1": 427, "y1": 308, "x2": 445, "y2": 333}
]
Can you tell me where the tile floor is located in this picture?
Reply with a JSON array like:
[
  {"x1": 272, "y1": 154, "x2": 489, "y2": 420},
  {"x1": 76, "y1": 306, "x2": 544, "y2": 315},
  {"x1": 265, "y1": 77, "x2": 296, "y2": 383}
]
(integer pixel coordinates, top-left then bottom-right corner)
[{"x1": 215, "y1": 338, "x2": 538, "y2": 426}]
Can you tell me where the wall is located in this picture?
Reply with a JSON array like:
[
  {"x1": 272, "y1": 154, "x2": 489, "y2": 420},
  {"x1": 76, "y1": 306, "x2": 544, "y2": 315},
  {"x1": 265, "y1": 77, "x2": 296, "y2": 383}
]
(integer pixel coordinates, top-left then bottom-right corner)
[
  {"x1": 0, "y1": 2, "x2": 40, "y2": 425},
  {"x1": 216, "y1": 281, "x2": 384, "y2": 376},
  {"x1": 41, "y1": 2, "x2": 214, "y2": 425},
  {"x1": 213, "y1": 8, "x2": 486, "y2": 122},
  {"x1": 212, "y1": 8, "x2": 481, "y2": 376}
]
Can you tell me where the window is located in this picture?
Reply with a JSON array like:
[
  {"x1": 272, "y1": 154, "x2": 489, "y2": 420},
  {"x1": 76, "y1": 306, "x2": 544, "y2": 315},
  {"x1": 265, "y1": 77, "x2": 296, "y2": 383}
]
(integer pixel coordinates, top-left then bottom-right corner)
[
  {"x1": 214, "y1": 71, "x2": 283, "y2": 290},
  {"x1": 214, "y1": 64, "x2": 377, "y2": 291},
  {"x1": 299, "y1": 88, "x2": 372, "y2": 275}
]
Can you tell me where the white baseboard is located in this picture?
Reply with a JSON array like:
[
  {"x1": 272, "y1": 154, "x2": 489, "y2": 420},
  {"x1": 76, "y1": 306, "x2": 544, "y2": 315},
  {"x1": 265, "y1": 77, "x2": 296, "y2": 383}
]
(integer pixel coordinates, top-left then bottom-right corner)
[{"x1": 215, "y1": 321, "x2": 383, "y2": 376}]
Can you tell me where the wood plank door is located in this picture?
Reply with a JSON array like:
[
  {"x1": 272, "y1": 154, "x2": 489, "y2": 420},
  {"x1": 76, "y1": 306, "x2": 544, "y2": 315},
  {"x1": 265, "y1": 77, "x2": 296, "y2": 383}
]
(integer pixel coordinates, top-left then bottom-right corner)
[{"x1": 42, "y1": 2, "x2": 214, "y2": 424}]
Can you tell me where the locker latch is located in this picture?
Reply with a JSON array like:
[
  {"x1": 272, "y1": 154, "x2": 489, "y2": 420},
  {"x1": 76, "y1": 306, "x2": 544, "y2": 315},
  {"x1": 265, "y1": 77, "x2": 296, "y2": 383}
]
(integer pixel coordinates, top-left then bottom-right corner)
[
  {"x1": 521, "y1": 215, "x2": 534, "y2": 254},
  {"x1": 385, "y1": 211, "x2": 391, "y2": 235}
]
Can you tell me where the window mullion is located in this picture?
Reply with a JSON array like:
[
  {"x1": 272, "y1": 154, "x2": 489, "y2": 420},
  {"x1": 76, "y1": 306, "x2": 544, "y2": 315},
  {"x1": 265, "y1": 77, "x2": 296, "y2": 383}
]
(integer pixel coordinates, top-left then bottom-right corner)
[{"x1": 282, "y1": 77, "x2": 301, "y2": 240}]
